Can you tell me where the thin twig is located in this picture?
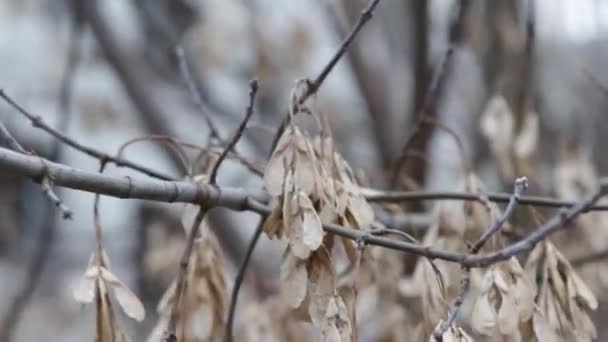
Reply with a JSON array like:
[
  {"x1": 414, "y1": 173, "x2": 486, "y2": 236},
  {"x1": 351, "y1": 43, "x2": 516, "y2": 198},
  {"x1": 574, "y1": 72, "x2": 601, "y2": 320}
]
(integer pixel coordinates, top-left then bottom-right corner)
[
  {"x1": 117, "y1": 135, "x2": 264, "y2": 178},
  {"x1": 268, "y1": 0, "x2": 381, "y2": 153},
  {"x1": 391, "y1": 48, "x2": 454, "y2": 187},
  {"x1": 0, "y1": 119, "x2": 72, "y2": 219},
  {"x1": 40, "y1": 176, "x2": 72, "y2": 219},
  {"x1": 117, "y1": 134, "x2": 191, "y2": 177},
  {"x1": 175, "y1": 46, "x2": 222, "y2": 143},
  {"x1": 164, "y1": 205, "x2": 210, "y2": 342},
  {"x1": 432, "y1": 269, "x2": 470, "y2": 338},
  {"x1": 369, "y1": 227, "x2": 418, "y2": 244},
  {"x1": 175, "y1": 46, "x2": 264, "y2": 179},
  {"x1": 306, "y1": 0, "x2": 380, "y2": 99},
  {"x1": 362, "y1": 188, "x2": 608, "y2": 211},
  {"x1": 224, "y1": 219, "x2": 265, "y2": 342},
  {"x1": 434, "y1": 177, "x2": 528, "y2": 337},
  {"x1": 470, "y1": 177, "x2": 528, "y2": 253},
  {"x1": 83, "y1": 0, "x2": 186, "y2": 172},
  {"x1": 209, "y1": 80, "x2": 259, "y2": 185},
  {"x1": 0, "y1": 90, "x2": 175, "y2": 181},
  {"x1": 571, "y1": 249, "x2": 608, "y2": 267}
]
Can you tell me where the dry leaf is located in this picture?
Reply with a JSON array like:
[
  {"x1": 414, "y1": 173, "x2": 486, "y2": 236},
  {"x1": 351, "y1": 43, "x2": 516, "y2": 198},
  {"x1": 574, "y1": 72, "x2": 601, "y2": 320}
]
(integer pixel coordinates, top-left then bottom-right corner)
[
  {"x1": 281, "y1": 250, "x2": 308, "y2": 308},
  {"x1": 282, "y1": 174, "x2": 324, "y2": 259},
  {"x1": 525, "y1": 241, "x2": 598, "y2": 341}
]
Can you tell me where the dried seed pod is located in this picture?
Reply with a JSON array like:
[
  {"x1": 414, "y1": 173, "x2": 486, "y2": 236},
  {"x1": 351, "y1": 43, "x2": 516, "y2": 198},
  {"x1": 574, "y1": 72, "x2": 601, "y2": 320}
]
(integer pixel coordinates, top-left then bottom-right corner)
[
  {"x1": 471, "y1": 257, "x2": 534, "y2": 338},
  {"x1": 525, "y1": 241, "x2": 598, "y2": 341},
  {"x1": 73, "y1": 251, "x2": 145, "y2": 341},
  {"x1": 148, "y1": 206, "x2": 227, "y2": 342}
]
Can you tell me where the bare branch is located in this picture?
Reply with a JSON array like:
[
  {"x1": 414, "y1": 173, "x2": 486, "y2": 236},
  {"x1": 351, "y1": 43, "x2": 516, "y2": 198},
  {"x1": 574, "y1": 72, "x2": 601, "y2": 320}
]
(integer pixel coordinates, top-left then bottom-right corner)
[
  {"x1": 435, "y1": 177, "x2": 528, "y2": 337},
  {"x1": 363, "y1": 188, "x2": 608, "y2": 211},
  {"x1": 571, "y1": 249, "x2": 608, "y2": 267},
  {"x1": 269, "y1": 0, "x2": 382, "y2": 153},
  {"x1": 306, "y1": 0, "x2": 380, "y2": 99},
  {"x1": 0, "y1": 90, "x2": 175, "y2": 181},
  {"x1": 432, "y1": 268, "x2": 470, "y2": 338},
  {"x1": 2, "y1": 147, "x2": 607, "y2": 268},
  {"x1": 0, "y1": 147, "x2": 267, "y2": 208},
  {"x1": 164, "y1": 205, "x2": 210, "y2": 341},
  {"x1": 175, "y1": 46, "x2": 222, "y2": 142},
  {"x1": 470, "y1": 176, "x2": 528, "y2": 253},
  {"x1": 391, "y1": 48, "x2": 454, "y2": 187},
  {"x1": 0, "y1": 118, "x2": 72, "y2": 219},
  {"x1": 209, "y1": 80, "x2": 259, "y2": 185},
  {"x1": 225, "y1": 219, "x2": 265, "y2": 342}
]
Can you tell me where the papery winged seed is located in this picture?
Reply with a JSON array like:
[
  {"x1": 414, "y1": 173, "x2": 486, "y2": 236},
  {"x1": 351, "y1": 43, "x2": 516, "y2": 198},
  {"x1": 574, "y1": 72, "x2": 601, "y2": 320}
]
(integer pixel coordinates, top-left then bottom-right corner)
[
  {"x1": 265, "y1": 126, "x2": 295, "y2": 196},
  {"x1": 497, "y1": 290, "x2": 519, "y2": 335},
  {"x1": 300, "y1": 193, "x2": 324, "y2": 250},
  {"x1": 348, "y1": 194, "x2": 374, "y2": 229},
  {"x1": 73, "y1": 268, "x2": 97, "y2": 304},
  {"x1": 533, "y1": 311, "x2": 565, "y2": 342},
  {"x1": 493, "y1": 268, "x2": 509, "y2": 293},
  {"x1": 156, "y1": 280, "x2": 176, "y2": 314},
  {"x1": 308, "y1": 253, "x2": 335, "y2": 326},
  {"x1": 265, "y1": 126, "x2": 317, "y2": 196},
  {"x1": 514, "y1": 280, "x2": 535, "y2": 321},
  {"x1": 280, "y1": 252, "x2": 308, "y2": 308},
  {"x1": 472, "y1": 292, "x2": 496, "y2": 335},
  {"x1": 553, "y1": 248, "x2": 598, "y2": 310},
  {"x1": 548, "y1": 258, "x2": 568, "y2": 306},
  {"x1": 570, "y1": 271, "x2": 598, "y2": 310},
  {"x1": 286, "y1": 191, "x2": 324, "y2": 259},
  {"x1": 320, "y1": 296, "x2": 351, "y2": 342},
  {"x1": 293, "y1": 131, "x2": 318, "y2": 196},
  {"x1": 544, "y1": 288, "x2": 568, "y2": 332},
  {"x1": 480, "y1": 95, "x2": 515, "y2": 178},
  {"x1": 96, "y1": 267, "x2": 146, "y2": 322},
  {"x1": 514, "y1": 111, "x2": 539, "y2": 158},
  {"x1": 188, "y1": 302, "x2": 215, "y2": 340}
]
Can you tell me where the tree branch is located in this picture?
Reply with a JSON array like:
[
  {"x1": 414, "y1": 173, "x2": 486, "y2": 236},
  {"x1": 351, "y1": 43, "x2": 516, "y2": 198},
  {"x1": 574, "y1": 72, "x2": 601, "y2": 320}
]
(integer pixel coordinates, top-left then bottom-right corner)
[
  {"x1": 175, "y1": 46, "x2": 222, "y2": 143},
  {"x1": 470, "y1": 176, "x2": 528, "y2": 253},
  {"x1": 0, "y1": 119, "x2": 72, "y2": 219},
  {"x1": 209, "y1": 80, "x2": 258, "y2": 185},
  {"x1": 434, "y1": 176, "x2": 528, "y2": 337},
  {"x1": 224, "y1": 219, "x2": 265, "y2": 342},
  {"x1": 0, "y1": 90, "x2": 175, "y2": 181},
  {"x1": 269, "y1": 0, "x2": 382, "y2": 153},
  {"x1": 164, "y1": 205, "x2": 210, "y2": 342},
  {"x1": 362, "y1": 188, "x2": 608, "y2": 211},
  {"x1": 2, "y1": 146, "x2": 607, "y2": 268}
]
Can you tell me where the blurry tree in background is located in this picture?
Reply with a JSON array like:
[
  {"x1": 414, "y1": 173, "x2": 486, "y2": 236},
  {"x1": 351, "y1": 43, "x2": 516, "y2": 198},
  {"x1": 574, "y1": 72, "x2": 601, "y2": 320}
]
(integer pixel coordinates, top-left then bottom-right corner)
[{"x1": 1, "y1": 0, "x2": 608, "y2": 341}]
